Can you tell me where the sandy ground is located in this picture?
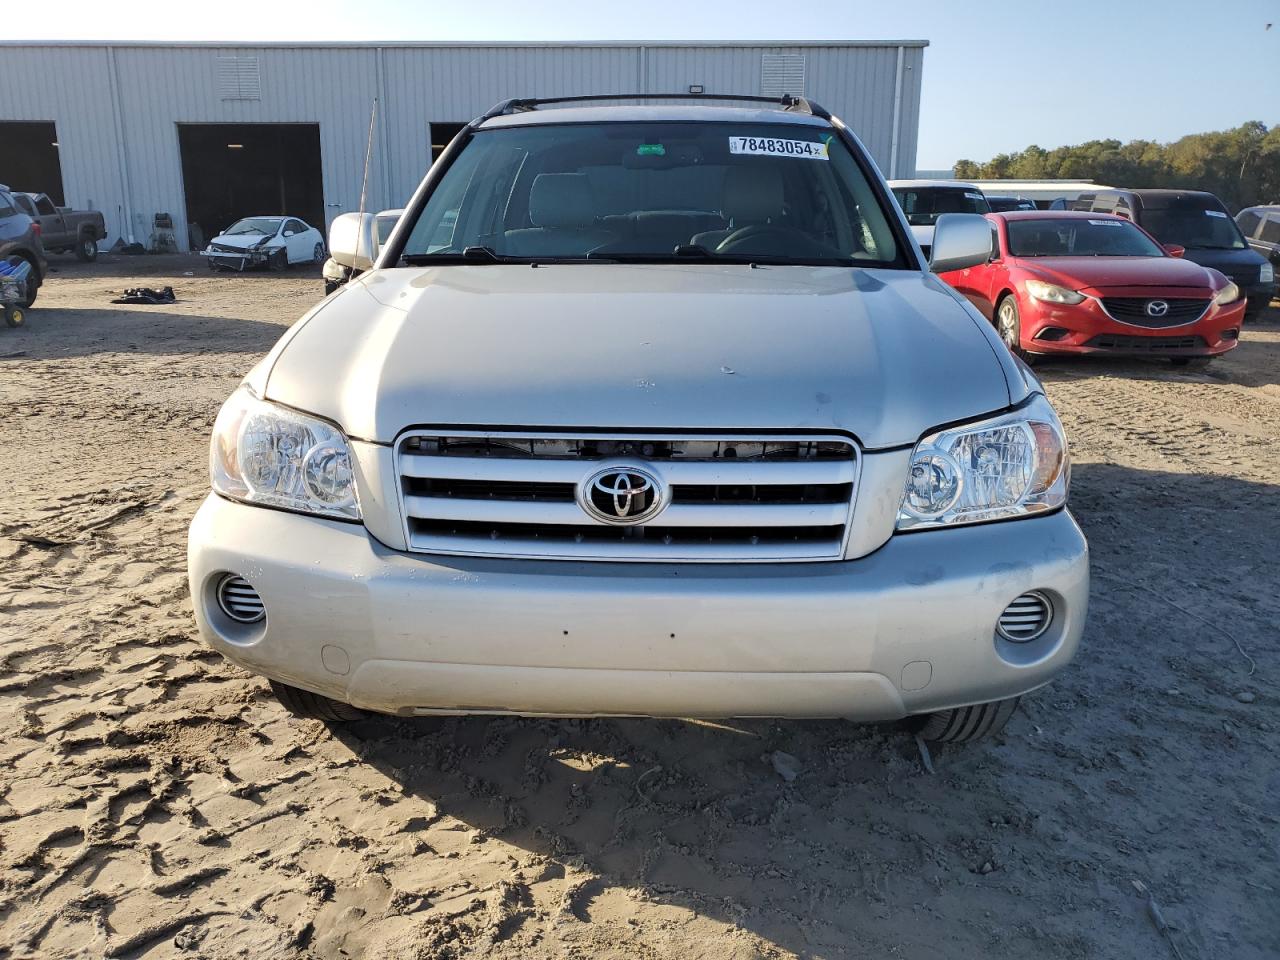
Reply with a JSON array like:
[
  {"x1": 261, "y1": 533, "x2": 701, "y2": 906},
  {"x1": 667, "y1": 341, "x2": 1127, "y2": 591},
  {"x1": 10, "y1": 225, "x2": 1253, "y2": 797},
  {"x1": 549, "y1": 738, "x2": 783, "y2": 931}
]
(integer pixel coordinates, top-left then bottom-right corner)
[{"x1": 1, "y1": 253, "x2": 1278, "y2": 960}]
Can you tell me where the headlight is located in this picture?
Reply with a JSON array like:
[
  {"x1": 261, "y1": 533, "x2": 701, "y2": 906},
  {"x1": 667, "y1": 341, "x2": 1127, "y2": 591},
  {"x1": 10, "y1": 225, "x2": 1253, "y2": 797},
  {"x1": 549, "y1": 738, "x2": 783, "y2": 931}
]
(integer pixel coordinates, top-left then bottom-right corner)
[
  {"x1": 210, "y1": 387, "x2": 360, "y2": 521},
  {"x1": 1024, "y1": 279, "x2": 1086, "y2": 305},
  {"x1": 1258, "y1": 262, "x2": 1273, "y2": 284},
  {"x1": 1212, "y1": 282, "x2": 1241, "y2": 306},
  {"x1": 897, "y1": 394, "x2": 1068, "y2": 531}
]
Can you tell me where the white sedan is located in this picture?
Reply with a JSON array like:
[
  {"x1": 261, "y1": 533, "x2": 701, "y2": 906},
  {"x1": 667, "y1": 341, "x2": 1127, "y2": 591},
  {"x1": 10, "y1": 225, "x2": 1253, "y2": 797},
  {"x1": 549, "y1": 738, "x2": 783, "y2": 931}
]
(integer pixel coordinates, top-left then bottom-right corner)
[{"x1": 204, "y1": 216, "x2": 326, "y2": 271}]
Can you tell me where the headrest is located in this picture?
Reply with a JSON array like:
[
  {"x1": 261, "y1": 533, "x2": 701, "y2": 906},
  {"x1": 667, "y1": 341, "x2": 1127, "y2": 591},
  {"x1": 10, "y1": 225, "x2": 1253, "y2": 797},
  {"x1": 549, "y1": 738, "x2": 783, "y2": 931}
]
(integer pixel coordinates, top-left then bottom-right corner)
[
  {"x1": 722, "y1": 166, "x2": 784, "y2": 224},
  {"x1": 528, "y1": 173, "x2": 597, "y2": 228}
]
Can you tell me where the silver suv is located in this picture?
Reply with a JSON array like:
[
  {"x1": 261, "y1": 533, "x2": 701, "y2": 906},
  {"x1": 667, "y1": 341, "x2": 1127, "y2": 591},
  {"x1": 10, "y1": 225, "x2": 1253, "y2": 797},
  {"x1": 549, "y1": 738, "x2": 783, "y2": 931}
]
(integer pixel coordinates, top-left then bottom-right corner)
[{"x1": 188, "y1": 95, "x2": 1088, "y2": 743}]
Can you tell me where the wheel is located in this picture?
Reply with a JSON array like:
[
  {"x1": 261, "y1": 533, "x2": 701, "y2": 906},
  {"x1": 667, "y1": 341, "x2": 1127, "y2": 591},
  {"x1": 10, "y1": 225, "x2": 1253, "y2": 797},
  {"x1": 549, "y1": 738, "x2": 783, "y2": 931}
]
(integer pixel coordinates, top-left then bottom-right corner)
[
  {"x1": 268, "y1": 679, "x2": 366, "y2": 722},
  {"x1": 3, "y1": 304, "x2": 24, "y2": 328},
  {"x1": 313, "y1": 242, "x2": 325, "y2": 265},
  {"x1": 995, "y1": 295, "x2": 1035, "y2": 363},
  {"x1": 75, "y1": 235, "x2": 99, "y2": 262},
  {"x1": 913, "y1": 696, "x2": 1020, "y2": 744}
]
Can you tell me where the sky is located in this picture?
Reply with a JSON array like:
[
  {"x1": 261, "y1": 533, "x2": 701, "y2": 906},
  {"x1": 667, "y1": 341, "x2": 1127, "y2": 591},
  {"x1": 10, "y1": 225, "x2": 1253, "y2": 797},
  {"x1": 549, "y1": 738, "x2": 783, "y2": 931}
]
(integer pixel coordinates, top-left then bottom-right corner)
[{"x1": 13, "y1": 0, "x2": 1280, "y2": 170}]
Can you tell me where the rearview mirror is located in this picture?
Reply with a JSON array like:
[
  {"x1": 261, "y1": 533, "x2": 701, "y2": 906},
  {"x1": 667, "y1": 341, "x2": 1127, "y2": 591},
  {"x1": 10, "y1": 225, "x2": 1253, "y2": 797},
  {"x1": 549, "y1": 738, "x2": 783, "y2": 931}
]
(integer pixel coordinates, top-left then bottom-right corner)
[
  {"x1": 1162, "y1": 243, "x2": 1185, "y2": 258},
  {"x1": 929, "y1": 214, "x2": 992, "y2": 273},
  {"x1": 328, "y1": 212, "x2": 377, "y2": 271}
]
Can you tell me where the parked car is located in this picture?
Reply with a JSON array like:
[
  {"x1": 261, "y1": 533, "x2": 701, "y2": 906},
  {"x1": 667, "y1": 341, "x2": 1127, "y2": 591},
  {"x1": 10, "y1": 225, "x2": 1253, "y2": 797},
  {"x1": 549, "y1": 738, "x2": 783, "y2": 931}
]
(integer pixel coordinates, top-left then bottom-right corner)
[
  {"x1": 887, "y1": 179, "x2": 990, "y2": 258},
  {"x1": 985, "y1": 195, "x2": 1036, "y2": 213},
  {"x1": 322, "y1": 208, "x2": 403, "y2": 294},
  {"x1": 188, "y1": 94, "x2": 1087, "y2": 744},
  {"x1": 1234, "y1": 205, "x2": 1280, "y2": 302},
  {"x1": 0, "y1": 184, "x2": 47, "y2": 307},
  {"x1": 13, "y1": 192, "x2": 106, "y2": 262},
  {"x1": 203, "y1": 216, "x2": 326, "y2": 272},
  {"x1": 937, "y1": 211, "x2": 1245, "y2": 364},
  {"x1": 1068, "y1": 190, "x2": 1273, "y2": 322}
]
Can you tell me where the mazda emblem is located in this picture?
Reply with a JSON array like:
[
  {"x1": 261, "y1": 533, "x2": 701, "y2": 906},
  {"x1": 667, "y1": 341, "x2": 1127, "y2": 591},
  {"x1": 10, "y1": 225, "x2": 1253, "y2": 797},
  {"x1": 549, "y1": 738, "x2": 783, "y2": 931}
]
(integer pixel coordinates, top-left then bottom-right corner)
[
  {"x1": 577, "y1": 465, "x2": 667, "y2": 525},
  {"x1": 1146, "y1": 299, "x2": 1170, "y2": 318}
]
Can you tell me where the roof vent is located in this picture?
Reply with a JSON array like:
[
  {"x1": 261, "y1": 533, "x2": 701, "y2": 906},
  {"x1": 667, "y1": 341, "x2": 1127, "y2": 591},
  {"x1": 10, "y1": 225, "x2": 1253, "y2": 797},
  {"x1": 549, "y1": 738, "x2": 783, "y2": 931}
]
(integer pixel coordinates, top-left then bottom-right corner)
[
  {"x1": 761, "y1": 55, "x2": 806, "y2": 97},
  {"x1": 217, "y1": 57, "x2": 262, "y2": 101}
]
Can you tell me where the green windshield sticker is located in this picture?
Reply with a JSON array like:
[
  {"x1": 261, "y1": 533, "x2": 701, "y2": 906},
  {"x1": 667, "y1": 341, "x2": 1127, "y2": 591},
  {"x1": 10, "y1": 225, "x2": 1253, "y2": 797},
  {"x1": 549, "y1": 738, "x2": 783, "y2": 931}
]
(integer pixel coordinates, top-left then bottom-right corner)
[{"x1": 636, "y1": 143, "x2": 666, "y2": 156}]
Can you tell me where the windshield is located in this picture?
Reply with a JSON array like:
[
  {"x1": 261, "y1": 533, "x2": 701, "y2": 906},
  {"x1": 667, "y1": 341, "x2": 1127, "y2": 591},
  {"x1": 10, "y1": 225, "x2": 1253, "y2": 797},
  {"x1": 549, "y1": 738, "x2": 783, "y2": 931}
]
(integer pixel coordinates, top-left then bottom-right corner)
[
  {"x1": 891, "y1": 186, "x2": 990, "y2": 225},
  {"x1": 224, "y1": 218, "x2": 281, "y2": 236},
  {"x1": 1007, "y1": 218, "x2": 1165, "y2": 257},
  {"x1": 987, "y1": 197, "x2": 1035, "y2": 213},
  {"x1": 1139, "y1": 201, "x2": 1246, "y2": 250},
  {"x1": 398, "y1": 121, "x2": 903, "y2": 267}
]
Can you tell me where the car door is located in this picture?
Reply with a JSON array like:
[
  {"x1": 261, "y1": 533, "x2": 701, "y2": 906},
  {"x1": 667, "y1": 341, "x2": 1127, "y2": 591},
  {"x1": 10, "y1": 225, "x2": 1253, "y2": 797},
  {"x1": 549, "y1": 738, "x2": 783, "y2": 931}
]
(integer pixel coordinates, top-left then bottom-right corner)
[
  {"x1": 33, "y1": 194, "x2": 65, "y2": 245},
  {"x1": 939, "y1": 220, "x2": 1003, "y2": 319},
  {"x1": 283, "y1": 219, "x2": 310, "y2": 263}
]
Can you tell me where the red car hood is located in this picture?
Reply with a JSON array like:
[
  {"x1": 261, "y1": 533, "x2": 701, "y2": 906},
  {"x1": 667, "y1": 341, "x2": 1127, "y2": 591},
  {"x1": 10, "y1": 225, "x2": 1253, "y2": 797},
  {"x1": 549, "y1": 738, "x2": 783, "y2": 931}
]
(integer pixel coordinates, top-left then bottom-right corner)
[{"x1": 1020, "y1": 256, "x2": 1221, "y2": 293}]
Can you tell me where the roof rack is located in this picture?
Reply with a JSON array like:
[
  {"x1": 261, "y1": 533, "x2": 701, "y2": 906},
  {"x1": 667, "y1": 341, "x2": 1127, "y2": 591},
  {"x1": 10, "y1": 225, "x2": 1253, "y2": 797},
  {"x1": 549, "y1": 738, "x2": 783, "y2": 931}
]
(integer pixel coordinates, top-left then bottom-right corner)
[{"x1": 474, "y1": 92, "x2": 831, "y2": 126}]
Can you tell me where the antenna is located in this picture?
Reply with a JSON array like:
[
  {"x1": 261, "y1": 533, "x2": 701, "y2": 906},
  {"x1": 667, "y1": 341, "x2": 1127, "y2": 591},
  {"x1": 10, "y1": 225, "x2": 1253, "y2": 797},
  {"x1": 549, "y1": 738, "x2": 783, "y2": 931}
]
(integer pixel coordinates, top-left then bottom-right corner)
[{"x1": 357, "y1": 97, "x2": 378, "y2": 263}]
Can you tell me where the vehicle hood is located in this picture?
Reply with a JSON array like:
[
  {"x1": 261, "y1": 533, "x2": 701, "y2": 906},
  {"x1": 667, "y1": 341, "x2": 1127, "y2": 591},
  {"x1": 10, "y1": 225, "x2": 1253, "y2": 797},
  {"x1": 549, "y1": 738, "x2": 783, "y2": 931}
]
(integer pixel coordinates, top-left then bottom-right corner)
[
  {"x1": 262, "y1": 264, "x2": 1015, "y2": 449},
  {"x1": 1174, "y1": 246, "x2": 1267, "y2": 285},
  {"x1": 1020, "y1": 256, "x2": 1221, "y2": 292},
  {"x1": 211, "y1": 233, "x2": 278, "y2": 250}
]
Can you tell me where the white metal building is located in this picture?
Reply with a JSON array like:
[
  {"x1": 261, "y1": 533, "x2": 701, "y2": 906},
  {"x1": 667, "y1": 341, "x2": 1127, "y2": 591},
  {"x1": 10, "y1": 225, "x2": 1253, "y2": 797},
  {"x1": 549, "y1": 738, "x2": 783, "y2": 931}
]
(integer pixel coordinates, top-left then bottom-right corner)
[{"x1": 0, "y1": 41, "x2": 927, "y2": 251}]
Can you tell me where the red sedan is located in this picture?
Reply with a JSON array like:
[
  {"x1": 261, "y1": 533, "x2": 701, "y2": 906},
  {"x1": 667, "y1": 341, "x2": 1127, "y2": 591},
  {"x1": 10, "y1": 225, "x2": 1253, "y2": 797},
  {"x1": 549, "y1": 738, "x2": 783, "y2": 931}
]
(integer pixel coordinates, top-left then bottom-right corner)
[{"x1": 937, "y1": 211, "x2": 1245, "y2": 363}]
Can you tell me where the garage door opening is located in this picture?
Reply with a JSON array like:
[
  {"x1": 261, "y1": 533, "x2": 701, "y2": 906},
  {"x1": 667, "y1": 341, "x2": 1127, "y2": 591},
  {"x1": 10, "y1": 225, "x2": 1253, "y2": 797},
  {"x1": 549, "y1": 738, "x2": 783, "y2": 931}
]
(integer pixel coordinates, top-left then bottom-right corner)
[
  {"x1": 178, "y1": 123, "x2": 323, "y2": 249},
  {"x1": 430, "y1": 123, "x2": 467, "y2": 163},
  {"x1": 0, "y1": 121, "x2": 65, "y2": 204}
]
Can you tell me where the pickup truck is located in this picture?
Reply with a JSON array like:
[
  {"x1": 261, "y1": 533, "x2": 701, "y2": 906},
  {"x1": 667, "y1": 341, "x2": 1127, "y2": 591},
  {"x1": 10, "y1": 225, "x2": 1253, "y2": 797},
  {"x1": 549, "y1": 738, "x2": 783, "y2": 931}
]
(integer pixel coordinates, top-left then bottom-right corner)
[{"x1": 14, "y1": 193, "x2": 106, "y2": 262}]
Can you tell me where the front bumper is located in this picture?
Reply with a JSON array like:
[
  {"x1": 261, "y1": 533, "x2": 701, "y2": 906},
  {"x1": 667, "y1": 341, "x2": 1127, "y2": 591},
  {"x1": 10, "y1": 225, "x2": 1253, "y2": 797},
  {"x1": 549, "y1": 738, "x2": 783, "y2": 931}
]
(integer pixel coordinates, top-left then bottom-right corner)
[
  {"x1": 188, "y1": 495, "x2": 1089, "y2": 720},
  {"x1": 1018, "y1": 291, "x2": 1244, "y2": 357},
  {"x1": 203, "y1": 247, "x2": 274, "y2": 270}
]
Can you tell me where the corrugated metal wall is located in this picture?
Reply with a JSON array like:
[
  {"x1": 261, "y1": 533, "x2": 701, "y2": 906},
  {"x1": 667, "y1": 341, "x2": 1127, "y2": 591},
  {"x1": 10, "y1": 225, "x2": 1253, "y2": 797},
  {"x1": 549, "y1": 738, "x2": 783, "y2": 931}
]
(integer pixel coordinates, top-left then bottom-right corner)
[{"x1": 0, "y1": 42, "x2": 926, "y2": 251}]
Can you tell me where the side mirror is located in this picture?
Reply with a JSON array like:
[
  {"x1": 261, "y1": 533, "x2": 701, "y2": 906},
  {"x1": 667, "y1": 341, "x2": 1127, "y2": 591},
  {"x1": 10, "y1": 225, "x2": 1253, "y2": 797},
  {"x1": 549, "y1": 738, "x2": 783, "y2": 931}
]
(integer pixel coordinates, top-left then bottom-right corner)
[
  {"x1": 328, "y1": 212, "x2": 376, "y2": 271},
  {"x1": 283, "y1": 229, "x2": 295, "y2": 237},
  {"x1": 929, "y1": 214, "x2": 993, "y2": 273},
  {"x1": 1162, "y1": 243, "x2": 1185, "y2": 258}
]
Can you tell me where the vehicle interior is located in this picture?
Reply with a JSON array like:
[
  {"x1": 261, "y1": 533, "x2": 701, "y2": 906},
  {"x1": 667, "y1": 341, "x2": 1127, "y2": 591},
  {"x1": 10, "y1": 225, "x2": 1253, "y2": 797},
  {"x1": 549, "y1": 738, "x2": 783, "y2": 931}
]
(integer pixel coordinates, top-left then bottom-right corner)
[
  {"x1": 1005, "y1": 218, "x2": 1164, "y2": 258},
  {"x1": 400, "y1": 121, "x2": 904, "y2": 266}
]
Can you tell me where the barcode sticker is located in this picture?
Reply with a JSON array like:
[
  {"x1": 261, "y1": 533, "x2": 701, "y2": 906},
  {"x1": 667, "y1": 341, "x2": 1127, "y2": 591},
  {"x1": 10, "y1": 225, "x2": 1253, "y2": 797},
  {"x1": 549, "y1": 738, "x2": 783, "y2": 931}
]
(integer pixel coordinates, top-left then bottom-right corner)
[
  {"x1": 728, "y1": 137, "x2": 829, "y2": 160},
  {"x1": 1205, "y1": 210, "x2": 1228, "y2": 218},
  {"x1": 1089, "y1": 219, "x2": 1124, "y2": 226}
]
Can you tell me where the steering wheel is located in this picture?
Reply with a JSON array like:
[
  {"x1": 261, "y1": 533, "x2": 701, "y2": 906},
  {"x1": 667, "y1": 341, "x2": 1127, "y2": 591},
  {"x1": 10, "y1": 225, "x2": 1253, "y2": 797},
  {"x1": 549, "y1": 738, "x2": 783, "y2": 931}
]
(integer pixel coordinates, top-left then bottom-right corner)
[{"x1": 715, "y1": 223, "x2": 795, "y2": 253}]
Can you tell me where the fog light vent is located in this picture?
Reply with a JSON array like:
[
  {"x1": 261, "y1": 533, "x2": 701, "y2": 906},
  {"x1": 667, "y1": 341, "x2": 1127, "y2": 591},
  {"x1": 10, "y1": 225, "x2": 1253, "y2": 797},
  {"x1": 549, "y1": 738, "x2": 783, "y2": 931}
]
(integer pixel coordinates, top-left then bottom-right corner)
[
  {"x1": 217, "y1": 575, "x2": 265, "y2": 623},
  {"x1": 997, "y1": 592, "x2": 1051, "y2": 642}
]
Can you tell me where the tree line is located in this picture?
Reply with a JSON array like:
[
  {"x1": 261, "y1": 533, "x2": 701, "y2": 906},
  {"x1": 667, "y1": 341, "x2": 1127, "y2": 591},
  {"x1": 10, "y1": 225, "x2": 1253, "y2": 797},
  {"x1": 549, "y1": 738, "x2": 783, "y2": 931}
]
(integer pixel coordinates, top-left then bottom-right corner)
[{"x1": 952, "y1": 122, "x2": 1280, "y2": 212}]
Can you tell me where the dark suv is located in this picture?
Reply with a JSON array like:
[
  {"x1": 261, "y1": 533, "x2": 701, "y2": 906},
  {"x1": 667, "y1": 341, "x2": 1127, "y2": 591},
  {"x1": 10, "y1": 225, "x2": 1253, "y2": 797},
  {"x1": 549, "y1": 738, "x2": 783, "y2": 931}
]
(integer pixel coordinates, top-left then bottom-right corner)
[
  {"x1": 0, "y1": 184, "x2": 46, "y2": 307},
  {"x1": 1069, "y1": 189, "x2": 1273, "y2": 321}
]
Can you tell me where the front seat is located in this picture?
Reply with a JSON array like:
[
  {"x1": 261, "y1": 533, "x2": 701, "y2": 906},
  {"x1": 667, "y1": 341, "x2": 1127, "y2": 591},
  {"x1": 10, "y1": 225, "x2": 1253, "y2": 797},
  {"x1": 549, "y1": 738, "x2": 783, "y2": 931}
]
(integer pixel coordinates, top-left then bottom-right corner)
[
  {"x1": 690, "y1": 166, "x2": 785, "y2": 250},
  {"x1": 503, "y1": 173, "x2": 614, "y2": 257}
]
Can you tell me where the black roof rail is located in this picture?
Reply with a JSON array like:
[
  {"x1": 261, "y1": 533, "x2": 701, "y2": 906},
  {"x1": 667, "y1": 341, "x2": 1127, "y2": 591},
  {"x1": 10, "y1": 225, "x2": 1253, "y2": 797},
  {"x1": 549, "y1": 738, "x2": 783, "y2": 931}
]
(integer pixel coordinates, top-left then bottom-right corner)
[{"x1": 475, "y1": 92, "x2": 831, "y2": 124}]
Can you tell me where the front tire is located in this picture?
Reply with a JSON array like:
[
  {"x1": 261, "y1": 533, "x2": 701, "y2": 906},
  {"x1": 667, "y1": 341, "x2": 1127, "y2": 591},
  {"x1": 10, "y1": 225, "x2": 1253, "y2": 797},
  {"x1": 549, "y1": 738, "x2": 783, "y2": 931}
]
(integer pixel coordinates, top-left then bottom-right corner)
[
  {"x1": 268, "y1": 680, "x2": 366, "y2": 722},
  {"x1": 3, "y1": 304, "x2": 24, "y2": 328},
  {"x1": 913, "y1": 696, "x2": 1020, "y2": 743},
  {"x1": 75, "y1": 235, "x2": 99, "y2": 262},
  {"x1": 313, "y1": 242, "x2": 325, "y2": 265},
  {"x1": 995, "y1": 295, "x2": 1037, "y2": 364}
]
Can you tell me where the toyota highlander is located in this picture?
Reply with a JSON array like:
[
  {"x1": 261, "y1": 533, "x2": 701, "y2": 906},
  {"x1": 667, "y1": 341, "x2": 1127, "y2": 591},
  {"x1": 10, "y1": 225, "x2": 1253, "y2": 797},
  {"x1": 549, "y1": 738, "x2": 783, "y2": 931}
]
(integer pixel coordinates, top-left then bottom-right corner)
[{"x1": 188, "y1": 94, "x2": 1089, "y2": 744}]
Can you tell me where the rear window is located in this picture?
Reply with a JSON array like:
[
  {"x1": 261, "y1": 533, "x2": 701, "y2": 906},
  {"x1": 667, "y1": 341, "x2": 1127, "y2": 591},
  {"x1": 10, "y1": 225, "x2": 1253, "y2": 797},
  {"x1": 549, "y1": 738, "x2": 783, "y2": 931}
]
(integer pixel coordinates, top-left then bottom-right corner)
[
  {"x1": 1138, "y1": 196, "x2": 1246, "y2": 251},
  {"x1": 892, "y1": 186, "x2": 990, "y2": 225},
  {"x1": 399, "y1": 121, "x2": 904, "y2": 268},
  {"x1": 1007, "y1": 218, "x2": 1164, "y2": 258}
]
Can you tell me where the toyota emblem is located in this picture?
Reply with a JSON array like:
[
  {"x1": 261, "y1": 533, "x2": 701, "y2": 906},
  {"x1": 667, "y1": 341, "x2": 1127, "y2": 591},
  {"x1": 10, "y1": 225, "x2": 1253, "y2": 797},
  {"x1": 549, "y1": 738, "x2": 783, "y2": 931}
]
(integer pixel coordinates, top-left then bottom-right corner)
[
  {"x1": 1146, "y1": 299, "x2": 1170, "y2": 318},
  {"x1": 577, "y1": 465, "x2": 667, "y2": 525}
]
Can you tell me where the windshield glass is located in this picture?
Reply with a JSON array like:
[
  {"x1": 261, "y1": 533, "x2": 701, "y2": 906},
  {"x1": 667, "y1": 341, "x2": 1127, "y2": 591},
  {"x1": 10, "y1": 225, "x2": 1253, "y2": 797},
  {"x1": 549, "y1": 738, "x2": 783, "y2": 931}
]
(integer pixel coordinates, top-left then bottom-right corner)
[
  {"x1": 1007, "y1": 218, "x2": 1165, "y2": 257},
  {"x1": 891, "y1": 186, "x2": 990, "y2": 225},
  {"x1": 1139, "y1": 201, "x2": 1246, "y2": 250},
  {"x1": 375, "y1": 215, "x2": 401, "y2": 245},
  {"x1": 224, "y1": 218, "x2": 281, "y2": 236},
  {"x1": 399, "y1": 122, "x2": 903, "y2": 267}
]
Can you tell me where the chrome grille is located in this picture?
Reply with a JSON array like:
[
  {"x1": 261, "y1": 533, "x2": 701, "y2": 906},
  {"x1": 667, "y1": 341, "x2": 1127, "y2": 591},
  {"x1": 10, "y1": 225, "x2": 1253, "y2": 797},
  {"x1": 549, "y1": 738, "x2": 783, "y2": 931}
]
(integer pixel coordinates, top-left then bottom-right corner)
[
  {"x1": 997, "y1": 592, "x2": 1051, "y2": 642},
  {"x1": 217, "y1": 575, "x2": 265, "y2": 623},
  {"x1": 1100, "y1": 297, "x2": 1209, "y2": 328},
  {"x1": 396, "y1": 431, "x2": 859, "y2": 562}
]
